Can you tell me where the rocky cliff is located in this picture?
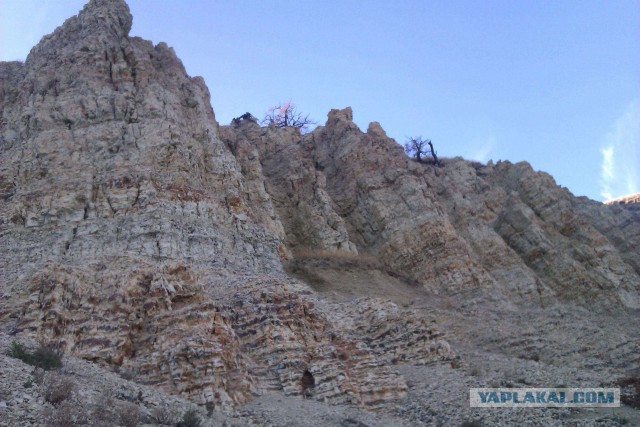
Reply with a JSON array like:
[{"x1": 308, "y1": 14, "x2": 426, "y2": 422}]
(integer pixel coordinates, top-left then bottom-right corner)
[
  {"x1": 1, "y1": 1, "x2": 639, "y2": 425},
  {"x1": 222, "y1": 110, "x2": 640, "y2": 310},
  {"x1": 606, "y1": 192, "x2": 640, "y2": 222}
]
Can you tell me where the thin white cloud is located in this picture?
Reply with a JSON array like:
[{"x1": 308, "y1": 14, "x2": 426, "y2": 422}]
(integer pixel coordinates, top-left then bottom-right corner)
[
  {"x1": 465, "y1": 135, "x2": 497, "y2": 163},
  {"x1": 600, "y1": 146, "x2": 614, "y2": 200},
  {"x1": 599, "y1": 100, "x2": 640, "y2": 201}
]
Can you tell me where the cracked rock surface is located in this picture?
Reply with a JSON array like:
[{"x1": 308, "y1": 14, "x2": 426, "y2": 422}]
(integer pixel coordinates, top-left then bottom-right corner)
[{"x1": 1, "y1": 0, "x2": 639, "y2": 425}]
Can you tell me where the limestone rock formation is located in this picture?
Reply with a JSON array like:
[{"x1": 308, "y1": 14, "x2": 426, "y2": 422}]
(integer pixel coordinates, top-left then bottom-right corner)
[
  {"x1": 223, "y1": 107, "x2": 640, "y2": 309},
  {"x1": 1, "y1": 0, "x2": 639, "y2": 425},
  {"x1": 0, "y1": 0, "x2": 453, "y2": 416}
]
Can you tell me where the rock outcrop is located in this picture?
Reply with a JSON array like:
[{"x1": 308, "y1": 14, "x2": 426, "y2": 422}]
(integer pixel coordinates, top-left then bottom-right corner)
[
  {"x1": 606, "y1": 192, "x2": 640, "y2": 221},
  {"x1": 223, "y1": 108, "x2": 640, "y2": 309},
  {"x1": 1, "y1": 0, "x2": 639, "y2": 425},
  {"x1": 0, "y1": 0, "x2": 451, "y2": 413}
]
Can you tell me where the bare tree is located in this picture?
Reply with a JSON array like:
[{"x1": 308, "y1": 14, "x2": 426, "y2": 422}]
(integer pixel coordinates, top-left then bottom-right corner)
[
  {"x1": 404, "y1": 136, "x2": 439, "y2": 165},
  {"x1": 261, "y1": 100, "x2": 316, "y2": 134},
  {"x1": 427, "y1": 140, "x2": 440, "y2": 165}
]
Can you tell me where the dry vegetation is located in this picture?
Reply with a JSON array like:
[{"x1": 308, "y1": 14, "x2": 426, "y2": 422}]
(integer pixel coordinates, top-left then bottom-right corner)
[
  {"x1": 6, "y1": 340, "x2": 63, "y2": 370},
  {"x1": 290, "y1": 248, "x2": 381, "y2": 266}
]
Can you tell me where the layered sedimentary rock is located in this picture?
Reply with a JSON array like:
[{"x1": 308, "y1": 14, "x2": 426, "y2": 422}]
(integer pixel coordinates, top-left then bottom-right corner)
[
  {"x1": 223, "y1": 108, "x2": 640, "y2": 309},
  {"x1": 1, "y1": 0, "x2": 639, "y2": 420},
  {"x1": 0, "y1": 0, "x2": 451, "y2": 410},
  {"x1": 214, "y1": 277, "x2": 412, "y2": 406},
  {"x1": 337, "y1": 298, "x2": 452, "y2": 366},
  {"x1": 220, "y1": 121, "x2": 356, "y2": 255},
  {"x1": 14, "y1": 262, "x2": 256, "y2": 407}
]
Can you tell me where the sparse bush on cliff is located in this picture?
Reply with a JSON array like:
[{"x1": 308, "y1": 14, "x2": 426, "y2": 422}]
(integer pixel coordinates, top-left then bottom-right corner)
[
  {"x1": 261, "y1": 100, "x2": 316, "y2": 134},
  {"x1": 92, "y1": 392, "x2": 118, "y2": 425},
  {"x1": 42, "y1": 399, "x2": 89, "y2": 427},
  {"x1": 119, "y1": 402, "x2": 142, "y2": 427},
  {"x1": 616, "y1": 375, "x2": 640, "y2": 408},
  {"x1": 42, "y1": 372, "x2": 75, "y2": 406},
  {"x1": 6, "y1": 340, "x2": 29, "y2": 360},
  {"x1": 404, "y1": 136, "x2": 439, "y2": 165},
  {"x1": 152, "y1": 403, "x2": 177, "y2": 425},
  {"x1": 6, "y1": 340, "x2": 63, "y2": 370},
  {"x1": 232, "y1": 112, "x2": 258, "y2": 125},
  {"x1": 177, "y1": 408, "x2": 202, "y2": 427}
]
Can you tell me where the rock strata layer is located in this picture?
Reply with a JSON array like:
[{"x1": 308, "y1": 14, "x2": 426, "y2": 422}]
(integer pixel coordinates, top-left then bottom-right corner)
[
  {"x1": 1, "y1": 0, "x2": 639, "y2": 424},
  {"x1": 223, "y1": 109, "x2": 640, "y2": 309},
  {"x1": 0, "y1": 0, "x2": 452, "y2": 411}
]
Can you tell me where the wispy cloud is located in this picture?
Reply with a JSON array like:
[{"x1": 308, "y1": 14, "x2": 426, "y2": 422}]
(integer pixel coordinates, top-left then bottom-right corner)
[
  {"x1": 599, "y1": 101, "x2": 640, "y2": 201},
  {"x1": 465, "y1": 135, "x2": 497, "y2": 163}
]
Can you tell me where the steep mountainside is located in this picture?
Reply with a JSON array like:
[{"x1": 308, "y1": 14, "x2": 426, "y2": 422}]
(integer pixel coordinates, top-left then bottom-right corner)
[
  {"x1": 1, "y1": 1, "x2": 639, "y2": 425},
  {"x1": 222, "y1": 112, "x2": 640, "y2": 309}
]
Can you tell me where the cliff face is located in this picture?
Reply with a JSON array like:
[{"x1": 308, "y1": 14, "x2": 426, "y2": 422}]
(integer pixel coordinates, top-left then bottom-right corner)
[
  {"x1": 1, "y1": 0, "x2": 639, "y2": 425},
  {"x1": 0, "y1": 0, "x2": 285, "y2": 275},
  {"x1": 223, "y1": 109, "x2": 640, "y2": 310},
  {"x1": 0, "y1": 0, "x2": 451, "y2": 413}
]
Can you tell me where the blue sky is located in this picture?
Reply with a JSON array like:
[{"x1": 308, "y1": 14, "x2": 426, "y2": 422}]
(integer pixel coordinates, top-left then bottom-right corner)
[{"x1": 1, "y1": 0, "x2": 638, "y2": 201}]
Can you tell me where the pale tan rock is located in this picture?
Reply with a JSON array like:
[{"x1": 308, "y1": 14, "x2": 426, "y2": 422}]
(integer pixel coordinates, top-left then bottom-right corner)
[
  {"x1": 247, "y1": 107, "x2": 640, "y2": 308},
  {"x1": 1, "y1": 0, "x2": 639, "y2": 425},
  {"x1": 221, "y1": 121, "x2": 357, "y2": 255}
]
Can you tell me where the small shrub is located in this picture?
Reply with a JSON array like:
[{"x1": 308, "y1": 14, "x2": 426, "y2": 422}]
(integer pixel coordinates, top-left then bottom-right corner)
[
  {"x1": 92, "y1": 393, "x2": 117, "y2": 425},
  {"x1": 460, "y1": 420, "x2": 484, "y2": 427},
  {"x1": 177, "y1": 408, "x2": 202, "y2": 427},
  {"x1": 33, "y1": 368, "x2": 46, "y2": 385},
  {"x1": 43, "y1": 372, "x2": 75, "y2": 406},
  {"x1": 517, "y1": 352, "x2": 540, "y2": 362},
  {"x1": 261, "y1": 100, "x2": 316, "y2": 134},
  {"x1": 153, "y1": 403, "x2": 176, "y2": 425},
  {"x1": 611, "y1": 415, "x2": 628, "y2": 425},
  {"x1": 616, "y1": 376, "x2": 640, "y2": 409},
  {"x1": 152, "y1": 403, "x2": 176, "y2": 426},
  {"x1": 205, "y1": 401, "x2": 216, "y2": 416},
  {"x1": 6, "y1": 340, "x2": 29, "y2": 360},
  {"x1": 119, "y1": 402, "x2": 141, "y2": 427},
  {"x1": 31, "y1": 345, "x2": 63, "y2": 370},
  {"x1": 42, "y1": 400, "x2": 89, "y2": 427},
  {"x1": 5, "y1": 340, "x2": 63, "y2": 370}
]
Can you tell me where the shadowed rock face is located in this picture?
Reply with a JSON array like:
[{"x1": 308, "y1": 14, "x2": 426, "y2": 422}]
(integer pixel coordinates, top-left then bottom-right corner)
[{"x1": 1, "y1": 0, "x2": 639, "y2": 422}]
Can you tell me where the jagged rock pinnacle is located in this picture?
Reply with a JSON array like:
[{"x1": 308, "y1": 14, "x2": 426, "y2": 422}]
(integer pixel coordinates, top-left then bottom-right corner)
[
  {"x1": 367, "y1": 121, "x2": 388, "y2": 138},
  {"x1": 327, "y1": 107, "x2": 353, "y2": 124},
  {"x1": 26, "y1": 0, "x2": 131, "y2": 65},
  {"x1": 78, "y1": 0, "x2": 132, "y2": 37}
]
